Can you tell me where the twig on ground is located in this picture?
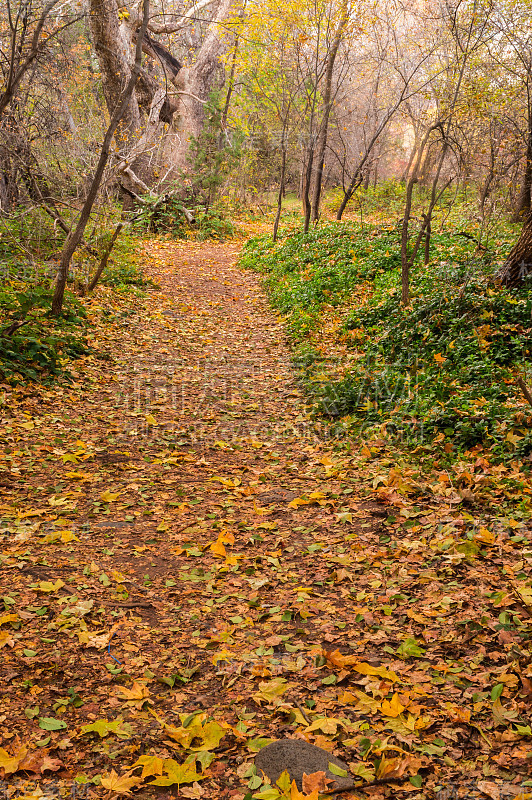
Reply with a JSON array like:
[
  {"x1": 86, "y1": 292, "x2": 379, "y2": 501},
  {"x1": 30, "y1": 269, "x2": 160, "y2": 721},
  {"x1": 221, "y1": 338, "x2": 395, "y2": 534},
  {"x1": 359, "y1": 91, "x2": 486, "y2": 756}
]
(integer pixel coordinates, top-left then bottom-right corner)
[{"x1": 323, "y1": 776, "x2": 410, "y2": 795}]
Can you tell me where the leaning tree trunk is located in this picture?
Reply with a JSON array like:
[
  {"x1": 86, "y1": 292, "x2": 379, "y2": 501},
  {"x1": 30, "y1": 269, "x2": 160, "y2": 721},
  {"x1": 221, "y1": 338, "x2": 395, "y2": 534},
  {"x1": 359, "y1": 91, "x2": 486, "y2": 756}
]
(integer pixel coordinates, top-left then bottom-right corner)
[
  {"x1": 51, "y1": 0, "x2": 150, "y2": 316},
  {"x1": 310, "y1": 0, "x2": 347, "y2": 223},
  {"x1": 498, "y1": 211, "x2": 532, "y2": 287}
]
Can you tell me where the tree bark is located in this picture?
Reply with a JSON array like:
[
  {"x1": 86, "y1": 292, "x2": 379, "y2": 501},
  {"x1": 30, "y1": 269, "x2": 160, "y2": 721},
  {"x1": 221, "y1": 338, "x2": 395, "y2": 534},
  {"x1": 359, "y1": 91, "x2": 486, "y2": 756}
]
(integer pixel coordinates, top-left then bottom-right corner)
[
  {"x1": 51, "y1": 0, "x2": 150, "y2": 316},
  {"x1": 170, "y1": 0, "x2": 235, "y2": 172},
  {"x1": 514, "y1": 128, "x2": 532, "y2": 221},
  {"x1": 89, "y1": 0, "x2": 142, "y2": 140},
  {"x1": 273, "y1": 136, "x2": 287, "y2": 242},
  {"x1": 498, "y1": 211, "x2": 532, "y2": 287}
]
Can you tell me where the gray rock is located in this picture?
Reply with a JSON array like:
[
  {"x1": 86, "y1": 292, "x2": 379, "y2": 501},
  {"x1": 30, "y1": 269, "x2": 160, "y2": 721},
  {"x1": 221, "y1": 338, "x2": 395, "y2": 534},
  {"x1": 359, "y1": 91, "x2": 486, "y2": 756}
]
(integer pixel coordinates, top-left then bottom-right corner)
[{"x1": 255, "y1": 739, "x2": 352, "y2": 791}]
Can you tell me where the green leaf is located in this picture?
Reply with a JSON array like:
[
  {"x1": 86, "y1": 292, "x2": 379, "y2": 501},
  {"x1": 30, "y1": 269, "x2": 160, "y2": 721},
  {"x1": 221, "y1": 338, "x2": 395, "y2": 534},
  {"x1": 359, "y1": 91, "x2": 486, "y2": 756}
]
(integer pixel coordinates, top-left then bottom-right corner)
[
  {"x1": 247, "y1": 737, "x2": 277, "y2": 752},
  {"x1": 410, "y1": 775, "x2": 423, "y2": 788},
  {"x1": 328, "y1": 762, "x2": 348, "y2": 777},
  {"x1": 38, "y1": 717, "x2": 67, "y2": 731},
  {"x1": 80, "y1": 717, "x2": 132, "y2": 739},
  {"x1": 253, "y1": 790, "x2": 282, "y2": 800},
  {"x1": 491, "y1": 683, "x2": 504, "y2": 701},
  {"x1": 396, "y1": 637, "x2": 426, "y2": 658},
  {"x1": 276, "y1": 770, "x2": 291, "y2": 793}
]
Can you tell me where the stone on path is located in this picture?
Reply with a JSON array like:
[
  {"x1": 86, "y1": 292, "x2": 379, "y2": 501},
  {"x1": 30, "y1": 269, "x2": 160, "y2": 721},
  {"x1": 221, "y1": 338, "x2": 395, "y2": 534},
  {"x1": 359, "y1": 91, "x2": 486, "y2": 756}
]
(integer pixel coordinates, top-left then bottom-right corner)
[{"x1": 254, "y1": 739, "x2": 352, "y2": 791}]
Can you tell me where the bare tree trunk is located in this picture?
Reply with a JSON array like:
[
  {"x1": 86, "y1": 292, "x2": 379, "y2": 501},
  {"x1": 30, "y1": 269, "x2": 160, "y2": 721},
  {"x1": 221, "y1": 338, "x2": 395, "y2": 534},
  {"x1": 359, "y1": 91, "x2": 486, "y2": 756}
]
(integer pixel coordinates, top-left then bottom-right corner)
[
  {"x1": 51, "y1": 0, "x2": 150, "y2": 316},
  {"x1": 88, "y1": 0, "x2": 141, "y2": 139},
  {"x1": 424, "y1": 215, "x2": 431, "y2": 265},
  {"x1": 171, "y1": 0, "x2": 235, "y2": 172},
  {"x1": 273, "y1": 138, "x2": 287, "y2": 242},
  {"x1": 310, "y1": 0, "x2": 347, "y2": 222},
  {"x1": 498, "y1": 211, "x2": 532, "y2": 287},
  {"x1": 400, "y1": 133, "x2": 419, "y2": 183},
  {"x1": 401, "y1": 127, "x2": 434, "y2": 305},
  {"x1": 301, "y1": 142, "x2": 314, "y2": 233},
  {"x1": 336, "y1": 107, "x2": 399, "y2": 220},
  {"x1": 514, "y1": 131, "x2": 532, "y2": 221}
]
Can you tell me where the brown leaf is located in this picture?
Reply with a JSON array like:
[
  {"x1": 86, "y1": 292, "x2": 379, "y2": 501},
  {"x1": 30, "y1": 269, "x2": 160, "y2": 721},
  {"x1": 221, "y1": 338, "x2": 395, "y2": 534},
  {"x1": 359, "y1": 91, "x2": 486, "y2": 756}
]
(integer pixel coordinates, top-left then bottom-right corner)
[
  {"x1": 302, "y1": 771, "x2": 331, "y2": 794},
  {"x1": 478, "y1": 781, "x2": 500, "y2": 800},
  {"x1": 376, "y1": 755, "x2": 422, "y2": 781}
]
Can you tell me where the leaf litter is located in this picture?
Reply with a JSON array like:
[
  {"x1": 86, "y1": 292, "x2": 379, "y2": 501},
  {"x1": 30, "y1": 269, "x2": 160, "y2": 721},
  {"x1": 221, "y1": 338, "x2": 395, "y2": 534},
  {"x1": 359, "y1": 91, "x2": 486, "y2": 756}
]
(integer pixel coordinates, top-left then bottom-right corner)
[{"x1": 0, "y1": 239, "x2": 531, "y2": 799}]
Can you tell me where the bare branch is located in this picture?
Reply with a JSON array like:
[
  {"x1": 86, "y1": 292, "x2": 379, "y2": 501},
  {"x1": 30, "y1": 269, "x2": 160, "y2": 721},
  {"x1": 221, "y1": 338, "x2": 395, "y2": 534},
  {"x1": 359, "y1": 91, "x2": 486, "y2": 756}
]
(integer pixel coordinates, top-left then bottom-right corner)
[{"x1": 147, "y1": 0, "x2": 217, "y2": 35}]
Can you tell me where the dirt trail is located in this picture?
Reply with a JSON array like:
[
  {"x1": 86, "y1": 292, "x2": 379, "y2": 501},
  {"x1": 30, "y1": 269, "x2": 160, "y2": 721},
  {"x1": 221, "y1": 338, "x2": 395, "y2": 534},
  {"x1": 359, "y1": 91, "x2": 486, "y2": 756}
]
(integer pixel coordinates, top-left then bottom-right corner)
[
  {"x1": 1, "y1": 240, "x2": 527, "y2": 797},
  {"x1": 1, "y1": 239, "x2": 382, "y2": 794}
]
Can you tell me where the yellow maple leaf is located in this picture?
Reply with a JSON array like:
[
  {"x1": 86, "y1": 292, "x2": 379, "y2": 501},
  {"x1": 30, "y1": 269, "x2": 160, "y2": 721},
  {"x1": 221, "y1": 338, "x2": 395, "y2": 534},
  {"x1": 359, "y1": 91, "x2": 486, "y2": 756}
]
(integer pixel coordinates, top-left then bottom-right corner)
[
  {"x1": 376, "y1": 754, "x2": 421, "y2": 780},
  {"x1": 35, "y1": 579, "x2": 65, "y2": 593},
  {"x1": 0, "y1": 631, "x2": 15, "y2": 648},
  {"x1": 433, "y1": 352, "x2": 446, "y2": 364},
  {"x1": 381, "y1": 693, "x2": 405, "y2": 718},
  {"x1": 117, "y1": 682, "x2": 151, "y2": 704},
  {"x1": 150, "y1": 759, "x2": 202, "y2": 786},
  {"x1": 100, "y1": 489, "x2": 120, "y2": 502},
  {"x1": 0, "y1": 745, "x2": 28, "y2": 775},
  {"x1": 288, "y1": 497, "x2": 307, "y2": 509},
  {"x1": 305, "y1": 717, "x2": 341, "y2": 735},
  {"x1": 474, "y1": 527, "x2": 495, "y2": 545},
  {"x1": 61, "y1": 453, "x2": 79, "y2": 463},
  {"x1": 291, "y1": 779, "x2": 319, "y2": 800},
  {"x1": 210, "y1": 538, "x2": 226, "y2": 557},
  {"x1": 43, "y1": 529, "x2": 79, "y2": 544},
  {"x1": 101, "y1": 769, "x2": 141, "y2": 794},
  {"x1": 132, "y1": 754, "x2": 164, "y2": 779},
  {"x1": 0, "y1": 614, "x2": 18, "y2": 626},
  {"x1": 253, "y1": 677, "x2": 291, "y2": 705},
  {"x1": 352, "y1": 661, "x2": 399, "y2": 682}
]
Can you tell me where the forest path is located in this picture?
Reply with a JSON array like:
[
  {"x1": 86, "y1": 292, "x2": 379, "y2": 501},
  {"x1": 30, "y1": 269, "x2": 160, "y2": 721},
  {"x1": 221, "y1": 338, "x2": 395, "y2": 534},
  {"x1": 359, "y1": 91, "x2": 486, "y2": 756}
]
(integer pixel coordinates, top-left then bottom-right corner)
[{"x1": 1, "y1": 239, "x2": 525, "y2": 797}]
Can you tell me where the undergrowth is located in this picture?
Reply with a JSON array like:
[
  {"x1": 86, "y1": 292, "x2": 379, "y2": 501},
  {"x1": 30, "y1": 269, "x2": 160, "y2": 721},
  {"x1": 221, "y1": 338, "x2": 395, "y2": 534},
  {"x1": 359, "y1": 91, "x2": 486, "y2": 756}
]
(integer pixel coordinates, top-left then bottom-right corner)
[
  {"x1": 0, "y1": 215, "x2": 148, "y2": 385},
  {"x1": 240, "y1": 219, "x2": 531, "y2": 461},
  {"x1": 131, "y1": 195, "x2": 235, "y2": 240},
  {"x1": 0, "y1": 284, "x2": 90, "y2": 385}
]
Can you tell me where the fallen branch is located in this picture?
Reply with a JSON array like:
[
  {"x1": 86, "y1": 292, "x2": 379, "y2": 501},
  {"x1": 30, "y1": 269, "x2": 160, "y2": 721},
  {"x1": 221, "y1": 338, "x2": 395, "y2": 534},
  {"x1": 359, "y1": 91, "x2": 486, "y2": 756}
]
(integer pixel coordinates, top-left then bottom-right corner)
[
  {"x1": 517, "y1": 376, "x2": 532, "y2": 409},
  {"x1": 1, "y1": 319, "x2": 29, "y2": 336},
  {"x1": 323, "y1": 776, "x2": 411, "y2": 795}
]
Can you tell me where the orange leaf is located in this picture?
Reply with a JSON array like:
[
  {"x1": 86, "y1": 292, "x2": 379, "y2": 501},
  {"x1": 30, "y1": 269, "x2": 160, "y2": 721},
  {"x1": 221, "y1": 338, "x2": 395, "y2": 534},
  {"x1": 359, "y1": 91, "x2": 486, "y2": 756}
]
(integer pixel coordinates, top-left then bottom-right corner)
[
  {"x1": 290, "y1": 779, "x2": 319, "y2": 800},
  {"x1": 302, "y1": 771, "x2": 331, "y2": 794}
]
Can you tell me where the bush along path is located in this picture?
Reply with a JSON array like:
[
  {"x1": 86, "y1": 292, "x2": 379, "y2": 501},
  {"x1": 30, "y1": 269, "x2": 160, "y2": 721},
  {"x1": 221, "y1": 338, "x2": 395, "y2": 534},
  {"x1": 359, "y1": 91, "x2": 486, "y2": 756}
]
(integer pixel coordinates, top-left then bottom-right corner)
[{"x1": 0, "y1": 239, "x2": 531, "y2": 799}]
